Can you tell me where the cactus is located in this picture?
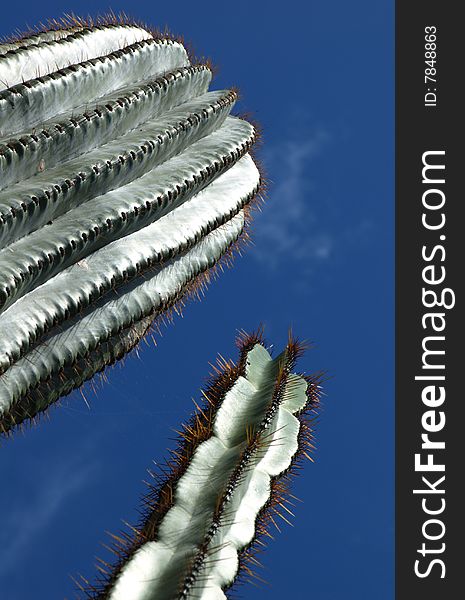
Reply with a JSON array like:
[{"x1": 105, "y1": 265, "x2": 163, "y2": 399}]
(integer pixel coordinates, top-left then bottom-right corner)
[
  {"x1": 0, "y1": 17, "x2": 263, "y2": 435},
  {"x1": 76, "y1": 330, "x2": 320, "y2": 599}
]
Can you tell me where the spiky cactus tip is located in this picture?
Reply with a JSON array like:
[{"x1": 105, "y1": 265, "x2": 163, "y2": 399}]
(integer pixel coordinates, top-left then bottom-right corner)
[
  {"x1": 77, "y1": 330, "x2": 320, "y2": 600},
  {"x1": 0, "y1": 16, "x2": 264, "y2": 436}
]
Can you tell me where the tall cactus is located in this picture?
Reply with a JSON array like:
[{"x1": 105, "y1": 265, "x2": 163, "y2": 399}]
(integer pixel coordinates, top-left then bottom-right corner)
[
  {"x1": 0, "y1": 17, "x2": 263, "y2": 435},
  {"x1": 77, "y1": 330, "x2": 320, "y2": 599}
]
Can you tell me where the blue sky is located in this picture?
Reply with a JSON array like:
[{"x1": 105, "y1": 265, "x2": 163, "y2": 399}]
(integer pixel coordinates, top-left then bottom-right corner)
[{"x1": 0, "y1": 1, "x2": 394, "y2": 599}]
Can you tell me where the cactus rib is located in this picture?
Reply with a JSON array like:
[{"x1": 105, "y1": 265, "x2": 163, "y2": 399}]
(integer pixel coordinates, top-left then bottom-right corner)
[
  {"x1": 0, "y1": 24, "x2": 155, "y2": 91},
  {"x1": 0, "y1": 90, "x2": 240, "y2": 308},
  {"x1": 0, "y1": 65, "x2": 213, "y2": 243},
  {"x1": 0, "y1": 38, "x2": 190, "y2": 139},
  {"x1": 0, "y1": 314, "x2": 155, "y2": 433},
  {"x1": 0, "y1": 26, "x2": 84, "y2": 56},
  {"x1": 0, "y1": 56, "x2": 206, "y2": 190},
  {"x1": 0, "y1": 128, "x2": 257, "y2": 376},
  {"x1": 0, "y1": 152, "x2": 258, "y2": 369},
  {"x1": 0, "y1": 211, "x2": 252, "y2": 435}
]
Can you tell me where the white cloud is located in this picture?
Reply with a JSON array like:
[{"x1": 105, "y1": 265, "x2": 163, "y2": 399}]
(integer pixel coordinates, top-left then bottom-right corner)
[{"x1": 251, "y1": 130, "x2": 333, "y2": 271}]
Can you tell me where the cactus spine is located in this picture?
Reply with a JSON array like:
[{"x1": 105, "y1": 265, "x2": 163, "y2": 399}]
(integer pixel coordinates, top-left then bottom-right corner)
[
  {"x1": 78, "y1": 331, "x2": 320, "y2": 599},
  {"x1": 0, "y1": 17, "x2": 263, "y2": 434}
]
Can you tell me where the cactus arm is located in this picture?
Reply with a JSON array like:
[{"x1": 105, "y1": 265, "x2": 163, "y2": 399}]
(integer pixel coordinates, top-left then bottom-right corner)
[
  {"x1": 0, "y1": 213, "x2": 245, "y2": 424},
  {"x1": 0, "y1": 39, "x2": 190, "y2": 139},
  {"x1": 0, "y1": 25, "x2": 154, "y2": 91},
  {"x1": 79, "y1": 336, "x2": 319, "y2": 599},
  {"x1": 189, "y1": 373, "x2": 309, "y2": 599}
]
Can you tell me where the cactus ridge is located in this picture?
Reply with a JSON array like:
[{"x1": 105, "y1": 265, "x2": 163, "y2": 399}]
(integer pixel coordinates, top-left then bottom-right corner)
[
  {"x1": 0, "y1": 205, "x2": 260, "y2": 437},
  {"x1": 0, "y1": 65, "x2": 213, "y2": 244},
  {"x1": 0, "y1": 130, "x2": 257, "y2": 376},
  {"x1": 75, "y1": 332, "x2": 320, "y2": 599},
  {"x1": 0, "y1": 169, "x2": 265, "y2": 435},
  {"x1": 0, "y1": 58, "x2": 208, "y2": 191},
  {"x1": 0, "y1": 314, "x2": 155, "y2": 434},
  {"x1": 0, "y1": 90, "x2": 239, "y2": 309},
  {"x1": 0, "y1": 13, "x2": 181, "y2": 52},
  {"x1": 0, "y1": 198, "x2": 259, "y2": 437},
  {"x1": 0, "y1": 212, "x2": 246, "y2": 423},
  {"x1": 0, "y1": 38, "x2": 191, "y2": 141},
  {"x1": 0, "y1": 24, "x2": 157, "y2": 92},
  {"x1": 0, "y1": 26, "x2": 83, "y2": 56},
  {"x1": 0, "y1": 19, "x2": 264, "y2": 435}
]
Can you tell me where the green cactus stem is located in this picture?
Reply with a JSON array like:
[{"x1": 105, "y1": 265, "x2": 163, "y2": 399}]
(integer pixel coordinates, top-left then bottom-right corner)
[
  {"x1": 77, "y1": 330, "x2": 320, "y2": 600},
  {"x1": 0, "y1": 17, "x2": 263, "y2": 435}
]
